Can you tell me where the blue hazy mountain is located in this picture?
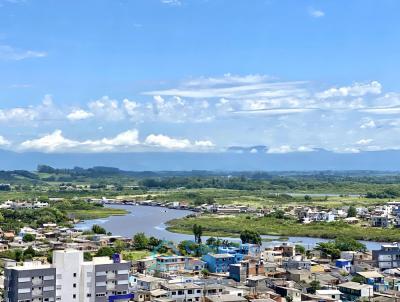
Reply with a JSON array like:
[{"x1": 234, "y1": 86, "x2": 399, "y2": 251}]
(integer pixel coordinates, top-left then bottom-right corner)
[{"x1": 0, "y1": 149, "x2": 399, "y2": 171}]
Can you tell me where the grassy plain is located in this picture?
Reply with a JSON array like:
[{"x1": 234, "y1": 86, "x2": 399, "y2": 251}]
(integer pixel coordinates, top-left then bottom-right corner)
[
  {"x1": 67, "y1": 208, "x2": 129, "y2": 220},
  {"x1": 166, "y1": 214, "x2": 400, "y2": 242}
]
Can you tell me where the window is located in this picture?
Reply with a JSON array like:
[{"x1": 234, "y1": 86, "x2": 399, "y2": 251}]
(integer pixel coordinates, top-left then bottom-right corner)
[
  {"x1": 44, "y1": 286, "x2": 55, "y2": 291},
  {"x1": 73, "y1": 273, "x2": 77, "y2": 277},
  {"x1": 73, "y1": 284, "x2": 76, "y2": 288},
  {"x1": 17, "y1": 288, "x2": 30, "y2": 294},
  {"x1": 73, "y1": 294, "x2": 76, "y2": 299},
  {"x1": 188, "y1": 290, "x2": 193, "y2": 294},
  {"x1": 18, "y1": 277, "x2": 30, "y2": 283}
]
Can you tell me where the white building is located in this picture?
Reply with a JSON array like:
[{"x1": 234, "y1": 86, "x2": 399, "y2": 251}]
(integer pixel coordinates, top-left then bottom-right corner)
[
  {"x1": 5, "y1": 249, "x2": 132, "y2": 302},
  {"x1": 315, "y1": 289, "x2": 342, "y2": 301}
]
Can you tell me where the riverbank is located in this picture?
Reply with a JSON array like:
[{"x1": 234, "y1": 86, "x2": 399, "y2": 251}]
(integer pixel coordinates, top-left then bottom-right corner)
[
  {"x1": 166, "y1": 214, "x2": 400, "y2": 242},
  {"x1": 68, "y1": 207, "x2": 129, "y2": 220}
]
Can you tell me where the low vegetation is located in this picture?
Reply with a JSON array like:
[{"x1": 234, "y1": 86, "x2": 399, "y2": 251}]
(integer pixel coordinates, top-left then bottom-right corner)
[{"x1": 167, "y1": 214, "x2": 400, "y2": 242}]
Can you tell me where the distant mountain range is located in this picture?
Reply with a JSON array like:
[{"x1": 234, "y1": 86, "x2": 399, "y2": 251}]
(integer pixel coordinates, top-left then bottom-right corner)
[{"x1": 1, "y1": 149, "x2": 400, "y2": 171}]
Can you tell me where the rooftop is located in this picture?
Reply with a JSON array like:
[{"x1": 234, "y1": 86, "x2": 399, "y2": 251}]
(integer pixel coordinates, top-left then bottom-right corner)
[
  {"x1": 338, "y1": 281, "x2": 373, "y2": 290},
  {"x1": 357, "y1": 271, "x2": 384, "y2": 279},
  {"x1": 208, "y1": 253, "x2": 235, "y2": 259}
]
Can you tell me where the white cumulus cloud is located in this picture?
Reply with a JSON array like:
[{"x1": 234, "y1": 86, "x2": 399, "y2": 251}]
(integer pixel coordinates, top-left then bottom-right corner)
[
  {"x1": 67, "y1": 109, "x2": 94, "y2": 121},
  {"x1": 0, "y1": 135, "x2": 10, "y2": 146},
  {"x1": 316, "y1": 81, "x2": 382, "y2": 99},
  {"x1": 144, "y1": 134, "x2": 214, "y2": 150},
  {"x1": 19, "y1": 129, "x2": 140, "y2": 153},
  {"x1": 356, "y1": 138, "x2": 373, "y2": 145},
  {"x1": 308, "y1": 7, "x2": 325, "y2": 18}
]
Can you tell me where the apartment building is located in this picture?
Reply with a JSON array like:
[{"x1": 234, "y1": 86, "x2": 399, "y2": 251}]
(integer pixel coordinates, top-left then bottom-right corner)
[
  {"x1": 372, "y1": 243, "x2": 400, "y2": 269},
  {"x1": 4, "y1": 249, "x2": 132, "y2": 302},
  {"x1": 4, "y1": 261, "x2": 56, "y2": 302}
]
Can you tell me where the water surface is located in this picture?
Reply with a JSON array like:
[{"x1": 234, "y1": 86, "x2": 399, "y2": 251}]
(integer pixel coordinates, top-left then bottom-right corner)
[{"x1": 75, "y1": 204, "x2": 385, "y2": 251}]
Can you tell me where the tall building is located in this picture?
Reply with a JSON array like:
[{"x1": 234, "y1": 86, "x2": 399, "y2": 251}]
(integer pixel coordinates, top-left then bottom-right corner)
[
  {"x1": 4, "y1": 261, "x2": 56, "y2": 302},
  {"x1": 372, "y1": 243, "x2": 400, "y2": 269},
  {"x1": 4, "y1": 249, "x2": 132, "y2": 302}
]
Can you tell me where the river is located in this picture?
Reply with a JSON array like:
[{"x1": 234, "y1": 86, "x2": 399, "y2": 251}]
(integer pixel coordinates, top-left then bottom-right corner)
[{"x1": 74, "y1": 204, "x2": 385, "y2": 251}]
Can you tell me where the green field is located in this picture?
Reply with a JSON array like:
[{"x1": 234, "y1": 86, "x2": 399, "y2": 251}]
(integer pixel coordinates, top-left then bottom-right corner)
[
  {"x1": 166, "y1": 214, "x2": 400, "y2": 242},
  {"x1": 67, "y1": 208, "x2": 129, "y2": 220}
]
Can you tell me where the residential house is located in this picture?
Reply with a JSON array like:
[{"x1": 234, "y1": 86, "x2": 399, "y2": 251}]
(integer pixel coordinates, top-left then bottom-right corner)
[{"x1": 338, "y1": 281, "x2": 373, "y2": 300}]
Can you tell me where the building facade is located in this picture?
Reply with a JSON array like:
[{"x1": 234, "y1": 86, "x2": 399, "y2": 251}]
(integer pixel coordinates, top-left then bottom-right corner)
[
  {"x1": 4, "y1": 262, "x2": 56, "y2": 302},
  {"x1": 4, "y1": 249, "x2": 131, "y2": 302}
]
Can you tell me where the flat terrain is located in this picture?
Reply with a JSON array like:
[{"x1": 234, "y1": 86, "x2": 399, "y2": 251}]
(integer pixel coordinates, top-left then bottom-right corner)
[{"x1": 167, "y1": 214, "x2": 400, "y2": 242}]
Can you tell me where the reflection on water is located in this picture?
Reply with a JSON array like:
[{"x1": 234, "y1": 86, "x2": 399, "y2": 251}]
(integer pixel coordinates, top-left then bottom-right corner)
[{"x1": 75, "y1": 204, "x2": 384, "y2": 251}]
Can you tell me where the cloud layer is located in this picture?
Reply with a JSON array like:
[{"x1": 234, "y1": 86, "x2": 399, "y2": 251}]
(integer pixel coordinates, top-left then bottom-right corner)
[
  {"x1": 2, "y1": 74, "x2": 400, "y2": 154},
  {"x1": 17, "y1": 129, "x2": 214, "y2": 153}
]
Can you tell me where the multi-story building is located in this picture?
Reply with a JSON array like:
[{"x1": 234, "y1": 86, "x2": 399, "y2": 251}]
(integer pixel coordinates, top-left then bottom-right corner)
[
  {"x1": 4, "y1": 249, "x2": 132, "y2": 302},
  {"x1": 155, "y1": 256, "x2": 185, "y2": 273},
  {"x1": 4, "y1": 261, "x2": 56, "y2": 302},
  {"x1": 273, "y1": 243, "x2": 296, "y2": 258},
  {"x1": 161, "y1": 283, "x2": 203, "y2": 302},
  {"x1": 282, "y1": 255, "x2": 311, "y2": 270},
  {"x1": 371, "y1": 215, "x2": 390, "y2": 228},
  {"x1": 229, "y1": 259, "x2": 265, "y2": 282},
  {"x1": 372, "y1": 243, "x2": 400, "y2": 269},
  {"x1": 202, "y1": 253, "x2": 236, "y2": 273},
  {"x1": 90, "y1": 255, "x2": 131, "y2": 302}
]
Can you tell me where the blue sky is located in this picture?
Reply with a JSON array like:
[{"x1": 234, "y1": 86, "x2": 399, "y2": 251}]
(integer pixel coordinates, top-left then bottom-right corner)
[{"x1": 0, "y1": 0, "x2": 399, "y2": 154}]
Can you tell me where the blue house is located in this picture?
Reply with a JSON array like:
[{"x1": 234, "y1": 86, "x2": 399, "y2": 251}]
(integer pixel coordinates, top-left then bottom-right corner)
[
  {"x1": 239, "y1": 243, "x2": 261, "y2": 258},
  {"x1": 335, "y1": 259, "x2": 352, "y2": 272},
  {"x1": 202, "y1": 253, "x2": 236, "y2": 273}
]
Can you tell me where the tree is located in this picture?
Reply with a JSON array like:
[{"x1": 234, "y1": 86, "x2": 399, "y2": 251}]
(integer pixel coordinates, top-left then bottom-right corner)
[
  {"x1": 148, "y1": 237, "x2": 162, "y2": 249},
  {"x1": 347, "y1": 206, "x2": 357, "y2": 218},
  {"x1": 317, "y1": 237, "x2": 366, "y2": 260},
  {"x1": 334, "y1": 237, "x2": 366, "y2": 252},
  {"x1": 304, "y1": 195, "x2": 312, "y2": 201},
  {"x1": 84, "y1": 252, "x2": 93, "y2": 261},
  {"x1": 240, "y1": 230, "x2": 261, "y2": 245},
  {"x1": 133, "y1": 232, "x2": 149, "y2": 250},
  {"x1": 14, "y1": 249, "x2": 23, "y2": 262},
  {"x1": 285, "y1": 296, "x2": 293, "y2": 302},
  {"x1": 316, "y1": 241, "x2": 341, "y2": 260},
  {"x1": 22, "y1": 233, "x2": 36, "y2": 242},
  {"x1": 206, "y1": 237, "x2": 217, "y2": 246},
  {"x1": 92, "y1": 224, "x2": 106, "y2": 234},
  {"x1": 351, "y1": 275, "x2": 364, "y2": 284},
  {"x1": 295, "y1": 244, "x2": 305, "y2": 255},
  {"x1": 201, "y1": 268, "x2": 210, "y2": 278},
  {"x1": 23, "y1": 246, "x2": 36, "y2": 260},
  {"x1": 96, "y1": 247, "x2": 115, "y2": 257},
  {"x1": 309, "y1": 280, "x2": 320, "y2": 294},
  {"x1": 192, "y1": 224, "x2": 203, "y2": 244},
  {"x1": 113, "y1": 240, "x2": 127, "y2": 253}
]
